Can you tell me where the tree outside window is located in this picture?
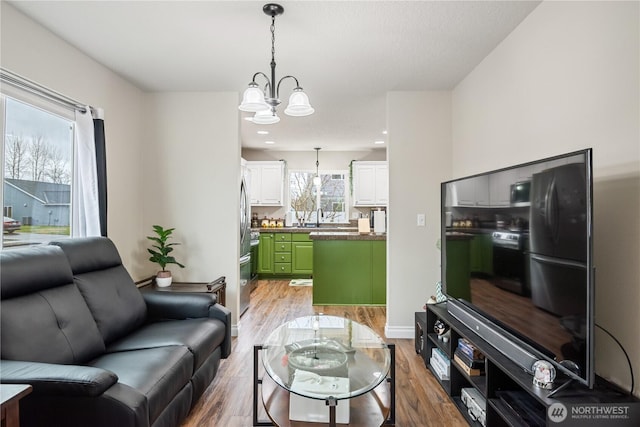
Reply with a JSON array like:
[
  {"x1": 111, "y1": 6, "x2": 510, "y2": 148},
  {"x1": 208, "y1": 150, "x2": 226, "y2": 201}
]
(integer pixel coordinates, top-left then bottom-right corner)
[{"x1": 289, "y1": 171, "x2": 348, "y2": 225}]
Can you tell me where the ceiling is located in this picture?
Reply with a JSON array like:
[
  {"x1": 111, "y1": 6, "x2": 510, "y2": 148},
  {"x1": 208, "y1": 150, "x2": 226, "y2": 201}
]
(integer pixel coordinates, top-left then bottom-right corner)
[{"x1": 9, "y1": 1, "x2": 541, "y2": 152}]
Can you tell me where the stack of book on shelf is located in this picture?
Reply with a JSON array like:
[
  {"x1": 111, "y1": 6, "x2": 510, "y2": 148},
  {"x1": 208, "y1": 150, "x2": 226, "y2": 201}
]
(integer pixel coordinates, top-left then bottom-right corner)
[
  {"x1": 430, "y1": 347, "x2": 450, "y2": 381},
  {"x1": 453, "y1": 338, "x2": 485, "y2": 376}
]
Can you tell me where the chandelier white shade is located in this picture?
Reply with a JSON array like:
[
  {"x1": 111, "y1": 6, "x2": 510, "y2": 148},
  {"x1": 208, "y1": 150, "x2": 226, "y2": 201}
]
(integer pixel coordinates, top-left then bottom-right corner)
[
  {"x1": 238, "y1": 83, "x2": 269, "y2": 112},
  {"x1": 251, "y1": 108, "x2": 280, "y2": 125},
  {"x1": 284, "y1": 88, "x2": 315, "y2": 116},
  {"x1": 239, "y1": 3, "x2": 314, "y2": 124}
]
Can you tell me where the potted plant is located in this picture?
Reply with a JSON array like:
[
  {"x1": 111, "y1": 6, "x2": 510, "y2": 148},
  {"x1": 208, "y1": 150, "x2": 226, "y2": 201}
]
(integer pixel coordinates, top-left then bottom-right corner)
[{"x1": 147, "y1": 225, "x2": 185, "y2": 287}]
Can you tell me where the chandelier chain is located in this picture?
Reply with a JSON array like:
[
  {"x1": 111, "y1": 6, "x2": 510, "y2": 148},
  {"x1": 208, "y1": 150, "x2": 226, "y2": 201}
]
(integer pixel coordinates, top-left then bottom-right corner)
[{"x1": 271, "y1": 15, "x2": 276, "y2": 64}]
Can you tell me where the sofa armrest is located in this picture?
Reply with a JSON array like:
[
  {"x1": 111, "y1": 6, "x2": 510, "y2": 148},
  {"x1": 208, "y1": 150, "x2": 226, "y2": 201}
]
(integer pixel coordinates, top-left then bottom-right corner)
[
  {"x1": 142, "y1": 290, "x2": 218, "y2": 319},
  {"x1": 142, "y1": 290, "x2": 232, "y2": 358},
  {"x1": 209, "y1": 303, "x2": 232, "y2": 359},
  {"x1": 0, "y1": 360, "x2": 118, "y2": 397}
]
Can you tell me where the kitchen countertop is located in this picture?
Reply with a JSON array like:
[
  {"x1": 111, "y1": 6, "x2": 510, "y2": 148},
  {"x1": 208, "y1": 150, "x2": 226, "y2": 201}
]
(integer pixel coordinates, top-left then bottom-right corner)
[
  {"x1": 445, "y1": 231, "x2": 475, "y2": 240},
  {"x1": 309, "y1": 231, "x2": 386, "y2": 241},
  {"x1": 446, "y1": 227, "x2": 495, "y2": 235}
]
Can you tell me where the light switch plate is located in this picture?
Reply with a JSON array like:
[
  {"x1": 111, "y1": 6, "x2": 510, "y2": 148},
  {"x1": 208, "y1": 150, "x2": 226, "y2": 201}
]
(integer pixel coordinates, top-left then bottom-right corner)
[{"x1": 417, "y1": 213, "x2": 426, "y2": 227}]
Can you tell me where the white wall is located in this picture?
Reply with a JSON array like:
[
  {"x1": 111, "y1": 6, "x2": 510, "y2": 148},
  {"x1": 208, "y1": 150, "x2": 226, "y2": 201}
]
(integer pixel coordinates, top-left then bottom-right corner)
[
  {"x1": 0, "y1": 2, "x2": 147, "y2": 277},
  {"x1": 452, "y1": 1, "x2": 639, "y2": 396},
  {"x1": 143, "y1": 92, "x2": 241, "y2": 330},
  {"x1": 386, "y1": 91, "x2": 452, "y2": 338}
]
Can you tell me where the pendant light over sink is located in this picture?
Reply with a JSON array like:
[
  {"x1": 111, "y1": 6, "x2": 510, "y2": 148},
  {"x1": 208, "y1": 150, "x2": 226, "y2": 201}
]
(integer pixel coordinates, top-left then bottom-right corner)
[
  {"x1": 238, "y1": 3, "x2": 315, "y2": 124},
  {"x1": 313, "y1": 147, "x2": 321, "y2": 187}
]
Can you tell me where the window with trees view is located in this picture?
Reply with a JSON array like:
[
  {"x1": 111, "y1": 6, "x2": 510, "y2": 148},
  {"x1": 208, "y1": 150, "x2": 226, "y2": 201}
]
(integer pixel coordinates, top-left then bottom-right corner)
[
  {"x1": 2, "y1": 96, "x2": 74, "y2": 248},
  {"x1": 289, "y1": 170, "x2": 348, "y2": 225}
]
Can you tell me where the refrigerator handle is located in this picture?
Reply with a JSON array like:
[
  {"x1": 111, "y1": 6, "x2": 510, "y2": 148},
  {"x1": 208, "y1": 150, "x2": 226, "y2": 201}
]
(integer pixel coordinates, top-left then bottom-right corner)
[
  {"x1": 549, "y1": 178, "x2": 560, "y2": 244},
  {"x1": 543, "y1": 178, "x2": 552, "y2": 236},
  {"x1": 530, "y1": 253, "x2": 586, "y2": 269}
]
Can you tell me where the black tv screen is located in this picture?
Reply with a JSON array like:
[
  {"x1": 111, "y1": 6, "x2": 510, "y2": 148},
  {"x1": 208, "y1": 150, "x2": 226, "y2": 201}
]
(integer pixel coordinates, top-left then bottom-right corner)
[{"x1": 441, "y1": 148, "x2": 594, "y2": 388}]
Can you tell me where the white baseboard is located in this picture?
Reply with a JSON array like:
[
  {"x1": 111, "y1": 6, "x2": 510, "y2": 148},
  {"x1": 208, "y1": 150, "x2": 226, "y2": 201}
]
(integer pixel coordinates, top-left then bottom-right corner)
[
  {"x1": 385, "y1": 324, "x2": 415, "y2": 339},
  {"x1": 231, "y1": 323, "x2": 239, "y2": 337}
]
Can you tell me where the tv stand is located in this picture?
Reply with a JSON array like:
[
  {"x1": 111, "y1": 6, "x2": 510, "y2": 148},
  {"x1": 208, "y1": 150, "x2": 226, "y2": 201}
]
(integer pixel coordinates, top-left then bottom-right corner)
[
  {"x1": 421, "y1": 303, "x2": 638, "y2": 426},
  {"x1": 547, "y1": 379, "x2": 576, "y2": 398}
]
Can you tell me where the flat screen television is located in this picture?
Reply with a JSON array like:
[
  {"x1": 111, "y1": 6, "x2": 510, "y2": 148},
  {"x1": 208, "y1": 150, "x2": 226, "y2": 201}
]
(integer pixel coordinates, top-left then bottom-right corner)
[{"x1": 441, "y1": 148, "x2": 594, "y2": 390}]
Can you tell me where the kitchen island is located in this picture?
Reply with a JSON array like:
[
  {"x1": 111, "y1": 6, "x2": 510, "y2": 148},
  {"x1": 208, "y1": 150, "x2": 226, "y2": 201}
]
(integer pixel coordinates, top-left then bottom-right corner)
[{"x1": 309, "y1": 231, "x2": 386, "y2": 305}]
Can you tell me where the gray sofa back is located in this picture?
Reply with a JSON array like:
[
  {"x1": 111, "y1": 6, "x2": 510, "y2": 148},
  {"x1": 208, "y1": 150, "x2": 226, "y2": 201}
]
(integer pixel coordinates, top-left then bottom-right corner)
[
  {"x1": 50, "y1": 237, "x2": 148, "y2": 345},
  {"x1": 0, "y1": 246, "x2": 106, "y2": 364}
]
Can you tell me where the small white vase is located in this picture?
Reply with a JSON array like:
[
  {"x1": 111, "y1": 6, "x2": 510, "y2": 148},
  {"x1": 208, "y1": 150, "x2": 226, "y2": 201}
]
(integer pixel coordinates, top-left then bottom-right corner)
[{"x1": 156, "y1": 271, "x2": 172, "y2": 287}]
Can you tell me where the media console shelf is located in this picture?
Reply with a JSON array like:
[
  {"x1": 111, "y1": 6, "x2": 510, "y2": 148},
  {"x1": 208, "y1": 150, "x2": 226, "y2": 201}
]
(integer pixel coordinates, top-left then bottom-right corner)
[{"x1": 422, "y1": 303, "x2": 638, "y2": 427}]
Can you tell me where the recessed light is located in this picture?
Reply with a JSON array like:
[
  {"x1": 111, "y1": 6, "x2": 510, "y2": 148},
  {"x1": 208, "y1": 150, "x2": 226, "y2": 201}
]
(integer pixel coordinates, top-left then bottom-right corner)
[
  {"x1": 382, "y1": 130, "x2": 388, "y2": 135},
  {"x1": 264, "y1": 140, "x2": 275, "y2": 145},
  {"x1": 374, "y1": 140, "x2": 385, "y2": 145},
  {"x1": 257, "y1": 130, "x2": 269, "y2": 135}
]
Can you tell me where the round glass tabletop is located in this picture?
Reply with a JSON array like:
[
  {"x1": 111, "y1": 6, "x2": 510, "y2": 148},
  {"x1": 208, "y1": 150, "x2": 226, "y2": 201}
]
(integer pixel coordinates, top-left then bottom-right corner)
[{"x1": 261, "y1": 314, "x2": 391, "y2": 401}]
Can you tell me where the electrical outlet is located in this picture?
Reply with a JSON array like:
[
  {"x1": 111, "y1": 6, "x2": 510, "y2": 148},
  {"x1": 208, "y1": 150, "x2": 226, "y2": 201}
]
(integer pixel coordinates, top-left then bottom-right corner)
[{"x1": 417, "y1": 213, "x2": 426, "y2": 227}]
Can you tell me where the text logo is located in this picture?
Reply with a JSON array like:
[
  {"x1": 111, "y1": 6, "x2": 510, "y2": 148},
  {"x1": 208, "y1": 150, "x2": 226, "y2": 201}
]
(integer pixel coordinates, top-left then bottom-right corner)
[{"x1": 549, "y1": 403, "x2": 568, "y2": 423}]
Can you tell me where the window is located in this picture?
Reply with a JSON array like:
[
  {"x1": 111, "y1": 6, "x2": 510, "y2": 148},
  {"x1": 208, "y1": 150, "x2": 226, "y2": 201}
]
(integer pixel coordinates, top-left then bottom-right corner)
[
  {"x1": 289, "y1": 170, "x2": 348, "y2": 224},
  {"x1": 2, "y1": 96, "x2": 74, "y2": 248}
]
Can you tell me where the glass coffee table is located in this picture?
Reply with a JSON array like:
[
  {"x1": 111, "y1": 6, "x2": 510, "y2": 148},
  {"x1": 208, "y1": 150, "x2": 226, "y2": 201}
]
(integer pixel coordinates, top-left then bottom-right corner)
[{"x1": 253, "y1": 315, "x2": 395, "y2": 426}]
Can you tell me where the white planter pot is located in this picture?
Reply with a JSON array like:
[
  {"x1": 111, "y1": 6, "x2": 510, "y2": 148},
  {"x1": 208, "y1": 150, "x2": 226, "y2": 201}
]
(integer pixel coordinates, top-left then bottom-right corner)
[{"x1": 156, "y1": 271, "x2": 172, "y2": 287}]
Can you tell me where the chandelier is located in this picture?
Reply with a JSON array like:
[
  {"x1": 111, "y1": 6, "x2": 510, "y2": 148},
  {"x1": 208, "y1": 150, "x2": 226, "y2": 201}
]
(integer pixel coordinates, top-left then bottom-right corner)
[{"x1": 238, "y1": 3, "x2": 314, "y2": 124}]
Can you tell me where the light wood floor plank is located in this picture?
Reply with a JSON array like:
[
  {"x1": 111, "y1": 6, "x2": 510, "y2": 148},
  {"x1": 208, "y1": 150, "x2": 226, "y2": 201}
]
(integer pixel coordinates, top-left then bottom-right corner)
[{"x1": 181, "y1": 280, "x2": 467, "y2": 426}]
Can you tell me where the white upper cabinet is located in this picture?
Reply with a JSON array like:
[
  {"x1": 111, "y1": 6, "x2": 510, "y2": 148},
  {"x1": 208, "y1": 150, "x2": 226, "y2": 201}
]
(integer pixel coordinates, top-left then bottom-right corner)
[
  {"x1": 453, "y1": 175, "x2": 489, "y2": 207},
  {"x1": 353, "y1": 161, "x2": 388, "y2": 206},
  {"x1": 489, "y1": 170, "x2": 516, "y2": 207},
  {"x1": 246, "y1": 161, "x2": 284, "y2": 206}
]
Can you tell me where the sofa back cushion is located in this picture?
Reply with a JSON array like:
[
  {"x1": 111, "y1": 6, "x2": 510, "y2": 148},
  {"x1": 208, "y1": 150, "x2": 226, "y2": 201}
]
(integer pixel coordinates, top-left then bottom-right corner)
[
  {"x1": 1, "y1": 246, "x2": 105, "y2": 364},
  {"x1": 51, "y1": 237, "x2": 147, "y2": 344},
  {"x1": 1, "y1": 245, "x2": 72, "y2": 298}
]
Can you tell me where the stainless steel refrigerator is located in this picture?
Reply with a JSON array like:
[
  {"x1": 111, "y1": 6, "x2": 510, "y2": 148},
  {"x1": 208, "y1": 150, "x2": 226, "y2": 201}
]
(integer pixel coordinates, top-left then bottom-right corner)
[
  {"x1": 239, "y1": 175, "x2": 251, "y2": 316},
  {"x1": 529, "y1": 162, "x2": 588, "y2": 317}
]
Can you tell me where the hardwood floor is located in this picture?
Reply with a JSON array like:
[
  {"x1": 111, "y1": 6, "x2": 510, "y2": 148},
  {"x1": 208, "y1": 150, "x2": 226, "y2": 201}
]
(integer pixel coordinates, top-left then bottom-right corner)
[{"x1": 181, "y1": 280, "x2": 467, "y2": 427}]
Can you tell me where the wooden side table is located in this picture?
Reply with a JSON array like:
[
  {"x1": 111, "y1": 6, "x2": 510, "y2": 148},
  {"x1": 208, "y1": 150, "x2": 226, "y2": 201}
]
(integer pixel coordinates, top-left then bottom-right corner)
[
  {"x1": 151, "y1": 276, "x2": 226, "y2": 306},
  {"x1": 1, "y1": 384, "x2": 32, "y2": 427}
]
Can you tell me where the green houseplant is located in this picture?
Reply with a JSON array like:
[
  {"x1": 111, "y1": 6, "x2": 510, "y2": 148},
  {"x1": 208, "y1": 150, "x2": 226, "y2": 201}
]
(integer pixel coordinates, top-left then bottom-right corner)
[{"x1": 147, "y1": 225, "x2": 185, "y2": 287}]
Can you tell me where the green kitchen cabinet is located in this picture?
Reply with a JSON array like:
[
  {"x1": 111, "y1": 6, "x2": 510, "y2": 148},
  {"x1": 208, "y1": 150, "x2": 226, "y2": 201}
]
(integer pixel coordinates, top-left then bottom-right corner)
[
  {"x1": 259, "y1": 232, "x2": 313, "y2": 277},
  {"x1": 291, "y1": 233, "x2": 313, "y2": 275},
  {"x1": 470, "y1": 234, "x2": 493, "y2": 275},
  {"x1": 258, "y1": 232, "x2": 274, "y2": 274},
  {"x1": 313, "y1": 240, "x2": 386, "y2": 305},
  {"x1": 479, "y1": 234, "x2": 493, "y2": 275},
  {"x1": 274, "y1": 233, "x2": 292, "y2": 275},
  {"x1": 445, "y1": 236, "x2": 471, "y2": 301}
]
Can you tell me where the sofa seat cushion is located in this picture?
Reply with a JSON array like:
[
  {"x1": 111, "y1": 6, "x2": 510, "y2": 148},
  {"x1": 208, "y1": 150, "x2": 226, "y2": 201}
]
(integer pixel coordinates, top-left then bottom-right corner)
[
  {"x1": 1, "y1": 284, "x2": 105, "y2": 364},
  {"x1": 89, "y1": 345, "x2": 193, "y2": 424},
  {"x1": 106, "y1": 318, "x2": 226, "y2": 371}
]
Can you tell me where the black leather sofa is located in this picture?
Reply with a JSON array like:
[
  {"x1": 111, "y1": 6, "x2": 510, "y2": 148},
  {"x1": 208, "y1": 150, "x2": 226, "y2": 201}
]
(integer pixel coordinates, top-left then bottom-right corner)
[{"x1": 0, "y1": 237, "x2": 231, "y2": 427}]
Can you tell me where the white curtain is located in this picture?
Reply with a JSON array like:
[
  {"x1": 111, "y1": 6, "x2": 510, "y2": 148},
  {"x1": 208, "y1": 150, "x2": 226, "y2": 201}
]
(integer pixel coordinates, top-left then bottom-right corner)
[{"x1": 73, "y1": 106, "x2": 101, "y2": 237}]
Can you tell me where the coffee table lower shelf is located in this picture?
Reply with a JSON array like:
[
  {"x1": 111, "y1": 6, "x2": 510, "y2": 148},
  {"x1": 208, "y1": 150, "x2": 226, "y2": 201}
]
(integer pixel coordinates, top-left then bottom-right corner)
[{"x1": 253, "y1": 345, "x2": 394, "y2": 427}]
